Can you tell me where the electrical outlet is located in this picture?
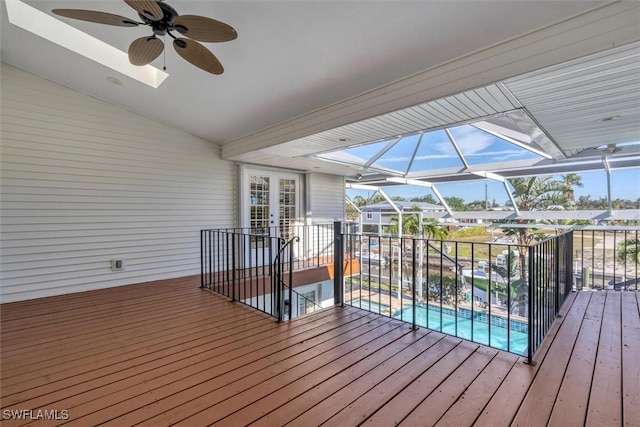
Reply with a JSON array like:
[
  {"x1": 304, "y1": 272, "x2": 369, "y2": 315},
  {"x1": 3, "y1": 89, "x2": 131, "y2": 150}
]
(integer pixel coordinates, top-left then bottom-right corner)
[{"x1": 111, "y1": 259, "x2": 125, "y2": 271}]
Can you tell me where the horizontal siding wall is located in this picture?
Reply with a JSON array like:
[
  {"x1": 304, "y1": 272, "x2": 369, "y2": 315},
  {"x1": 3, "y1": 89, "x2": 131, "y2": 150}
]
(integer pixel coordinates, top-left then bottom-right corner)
[
  {"x1": 0, "y1": 63, "x2": 236, "y2": 302},
  {"x1": 307, "y1": 173, "x2": 345, "y2": 223}
]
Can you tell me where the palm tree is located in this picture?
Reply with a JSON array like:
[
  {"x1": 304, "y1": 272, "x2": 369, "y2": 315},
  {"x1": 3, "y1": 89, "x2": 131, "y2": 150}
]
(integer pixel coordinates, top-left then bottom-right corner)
[
  {"x1": 388, "y1": 209, "x2": 449, "y2": 240},
  {"x1": 561, "y1": 173, "x2": 583, "y2": 206},
  {"x1": 575, "y1": 195, "x2": 593, "y2": 210},
  {"x1": 422, "y1": 220, "x2": 449, "y2": 240},
  {"x1": 501, "y1": 176, "x2": 567, "y2": 316}
]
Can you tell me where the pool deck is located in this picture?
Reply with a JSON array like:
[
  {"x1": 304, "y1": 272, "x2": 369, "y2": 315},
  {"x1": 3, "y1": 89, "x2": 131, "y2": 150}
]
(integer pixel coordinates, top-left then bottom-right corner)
[{"x1": 1, "y1": 277, "x2": 638, "y2": 426}]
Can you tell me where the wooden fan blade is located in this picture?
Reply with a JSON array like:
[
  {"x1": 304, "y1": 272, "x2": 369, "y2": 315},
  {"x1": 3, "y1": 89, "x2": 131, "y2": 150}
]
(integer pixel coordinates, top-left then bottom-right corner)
[
  {"x1": 52, "y1": 9, "x2": 139, "y2": 27},
  {"x1": 124, "y1": 0, "x2": 163, "y2": 21},
  {"x1": 128, "y1": 36, "x2": 164, "y2": 66},
  {"x1": 173, "y1": 15, "x2": 237, "y2": 42},
  {"x1": 173, "y1": 38, "x2": 223, "y2": 75}
]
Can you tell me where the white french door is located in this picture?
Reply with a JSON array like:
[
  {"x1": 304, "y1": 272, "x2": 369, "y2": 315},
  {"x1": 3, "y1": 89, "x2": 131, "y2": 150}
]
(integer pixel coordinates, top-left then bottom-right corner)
[{"x1": 242, "y1": 168, "x2": 300, "y2": 266}]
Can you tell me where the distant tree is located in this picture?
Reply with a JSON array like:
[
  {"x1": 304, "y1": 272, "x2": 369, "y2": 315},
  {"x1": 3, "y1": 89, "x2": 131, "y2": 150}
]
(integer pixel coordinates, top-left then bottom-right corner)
[
  {"x1": 575, "y1": 195, "x2": 593, "y2": 210},
  {"x1": 594, "y1": 197, "x2": 609, "y2": 210},
  {"x1": 368, "y1": 194, "x2": 386, "y2": 205},
  {"x1": 386, "y1": 209, "x2": 448, "y2": 239},
  {"x1": 466, "y1": 200, "x2": 486, "y2": 211},
  {"x1": 352, "y1": 195, "x2": 367, "y2": 207},
  {"x1": 410, "y1": 194, "x2": 438, "y2": 205},
  {"x1": 444, "y1": 196, "x2": 466, "y2": 211},
  {"x1": 391, "y1": 195, "x2": 407, "y2": 202}
]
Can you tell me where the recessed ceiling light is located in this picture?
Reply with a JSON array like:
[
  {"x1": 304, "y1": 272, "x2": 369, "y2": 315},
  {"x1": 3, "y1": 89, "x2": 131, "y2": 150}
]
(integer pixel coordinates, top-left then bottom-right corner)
[
  {"x1": 338, "y1": 137, "x2": 350, "y2": 142},
  {"x1": 597, "y1": 115, "x2": 621, "y2": 122},
  {"x1": 106, "y1": 76, "x2": 123, "y2": 86}
]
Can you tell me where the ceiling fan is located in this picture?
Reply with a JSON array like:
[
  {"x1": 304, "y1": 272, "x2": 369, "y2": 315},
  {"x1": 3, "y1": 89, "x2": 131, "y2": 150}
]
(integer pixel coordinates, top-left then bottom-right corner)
[{"x1": 52, "y1": 0, "x2": 237, "y2": 75}]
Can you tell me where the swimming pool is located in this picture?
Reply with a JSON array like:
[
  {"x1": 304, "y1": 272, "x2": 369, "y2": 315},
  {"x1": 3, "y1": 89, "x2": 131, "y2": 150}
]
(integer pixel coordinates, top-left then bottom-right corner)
[
  {"x1": 392, "y1": 304, "x2": 528, "y2": 355},
  {"x1": 348, "y1": 298, "x2": 391, "y2": 314}
]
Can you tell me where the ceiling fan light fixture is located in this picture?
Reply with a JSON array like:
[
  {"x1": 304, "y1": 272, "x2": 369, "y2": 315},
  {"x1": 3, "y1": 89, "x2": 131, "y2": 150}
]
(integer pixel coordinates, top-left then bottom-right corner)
[{"x1": 52, "y1": 0, "x2": 236, "y2": 75}]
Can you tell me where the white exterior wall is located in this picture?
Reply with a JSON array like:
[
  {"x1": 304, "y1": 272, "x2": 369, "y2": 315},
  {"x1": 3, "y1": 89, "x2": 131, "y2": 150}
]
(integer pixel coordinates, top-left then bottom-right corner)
[
  {"x1": 0, "y1": 64, "x2": 236, "y2": 302},
  {"x1": 306, "y1": 172, "x2": 344, "y2": 224}
]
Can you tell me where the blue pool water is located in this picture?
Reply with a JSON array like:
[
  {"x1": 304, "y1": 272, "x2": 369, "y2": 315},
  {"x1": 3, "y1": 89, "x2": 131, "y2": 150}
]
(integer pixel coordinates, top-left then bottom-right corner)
[
  {"x1": 392, "y1": 304, "x2": 528, "y2": 355},
  {"x1": 349, "y1": 298, "x2": 391, "y2": 314}
]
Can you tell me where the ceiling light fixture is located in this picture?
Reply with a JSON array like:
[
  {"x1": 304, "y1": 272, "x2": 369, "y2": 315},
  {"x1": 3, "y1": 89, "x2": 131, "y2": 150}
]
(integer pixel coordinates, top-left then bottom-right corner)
[{"x1": 52, "y1": 0, "x2": 237, "y2": 75}]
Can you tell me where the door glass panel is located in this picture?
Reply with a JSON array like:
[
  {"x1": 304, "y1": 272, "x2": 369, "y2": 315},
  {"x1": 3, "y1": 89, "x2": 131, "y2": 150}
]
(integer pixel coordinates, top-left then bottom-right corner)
[
  {"x1": 250, "y1": 175, "x2": 270, "y2": 248},
  {"x1": 279, "y1": 178, "x2": 296, "y2": 240}
]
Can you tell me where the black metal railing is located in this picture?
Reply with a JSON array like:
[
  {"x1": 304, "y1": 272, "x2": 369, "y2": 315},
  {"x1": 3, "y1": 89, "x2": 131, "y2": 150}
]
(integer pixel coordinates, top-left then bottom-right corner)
[
  {"x1": 202, "y1": 221, "x2": 635, "y2": 362},
  {"x1": 338, "y1": 230, "x2": 576, "y2": 363},
  {"x1": 201, "y1": 229, "x2": 284, "y2": 320},
  {"x1": 200, "y1": 229, "x2": 324, "y2": 321},
  {"x1": 572, "y1": 227, "x2": 639, "y2": 290},
  {"x1": 209, "y1": 223, "x2": 335, "y2": 271},
  {"x1": 527, "y1": 230, "x2": 574, "y2": 362},
  {"x1": 340, "y1": 233, "x2": 530, "y2": 356}
]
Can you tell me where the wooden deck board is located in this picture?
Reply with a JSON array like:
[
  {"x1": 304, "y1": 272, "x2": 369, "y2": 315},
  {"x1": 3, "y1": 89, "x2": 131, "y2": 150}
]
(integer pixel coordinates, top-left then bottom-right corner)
[
  {"x1": 0, "y1": 278, "x2": 635, "y2": 427},
  {"x1": 510, "y1": 291, "x2": 592, "y2": 427},
  {"x1": 85, "y1": 311, "x2": 386, "y2": 426},
  {"x1": 586, "y1": 291, "x2": 623, "y2": 426},
  {"x1": 547, "y1": 291, "x2": 605, "y2": 427},
  {"x1": 621, "y1": 292, "x2": 640, "y2": 427},
  {"x1": 266, "y1": 330, "x2": 455, "y2": 426}
]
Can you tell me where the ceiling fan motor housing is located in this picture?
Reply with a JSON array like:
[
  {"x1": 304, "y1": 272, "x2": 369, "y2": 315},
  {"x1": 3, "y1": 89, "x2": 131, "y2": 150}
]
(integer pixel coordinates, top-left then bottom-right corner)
[{"x1": 139, "y1": 1, "x2": 178, "y2": 36}]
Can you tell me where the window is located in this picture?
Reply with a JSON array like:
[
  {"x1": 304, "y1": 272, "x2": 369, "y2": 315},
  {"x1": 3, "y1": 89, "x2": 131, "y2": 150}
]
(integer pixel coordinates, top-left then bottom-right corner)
[{"x1": 298, "y1": 290, "x2": 316, "y2": 315}]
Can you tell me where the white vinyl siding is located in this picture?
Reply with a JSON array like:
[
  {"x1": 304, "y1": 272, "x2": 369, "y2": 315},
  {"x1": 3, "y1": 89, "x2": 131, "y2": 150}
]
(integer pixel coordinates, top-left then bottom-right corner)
[
  {"x1": 0, "y1": 64, "x2": 236, "y2": 302},
  {"x1": 306, "y1": 173, "x2": 344, "y2": 224}
]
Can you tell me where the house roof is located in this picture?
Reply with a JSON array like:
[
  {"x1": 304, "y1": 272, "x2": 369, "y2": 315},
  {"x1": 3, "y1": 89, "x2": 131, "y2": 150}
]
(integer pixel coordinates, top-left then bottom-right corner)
[{"x1": 1, "y1": 1, "x2": 638, "y2": 180}]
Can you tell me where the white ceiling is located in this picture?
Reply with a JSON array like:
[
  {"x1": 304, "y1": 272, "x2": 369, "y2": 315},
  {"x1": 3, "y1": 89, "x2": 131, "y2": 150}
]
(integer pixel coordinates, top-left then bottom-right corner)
[{"x1": 1, "y1": 0, "x2": 639, "y2": 179}]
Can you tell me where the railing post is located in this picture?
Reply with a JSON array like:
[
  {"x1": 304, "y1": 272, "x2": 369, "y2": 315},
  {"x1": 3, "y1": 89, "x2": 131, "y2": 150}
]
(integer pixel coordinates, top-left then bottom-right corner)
[
  {"x1": 231, "y1": 233, "x2": 236, "y2": 302},
  {"x1": 527, "y1": 246, "x2": 534, "y2": 364},
  {"x1": 334, "y1": 221, "x2": 344, "y2": 306},
  {"x1": 412, "y1": 238, "x2": 417, "y2": 330},
  {"x1": 555, "y1": 236, "x2": 560, "y2": 314},
  {"x1": 274, "y1": 237, "x2": 282, "y2": 322},
  {"x1": 288, "y1": 241, "x2": 294, "y2": 319},
  {"x1": 200, "y1": 230, "x2": 205, "y2": 288}
]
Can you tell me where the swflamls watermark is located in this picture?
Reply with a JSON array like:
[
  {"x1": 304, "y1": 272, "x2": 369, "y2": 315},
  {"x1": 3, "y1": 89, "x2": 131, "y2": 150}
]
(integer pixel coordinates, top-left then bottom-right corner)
[{"x1": 2, "y1": 409, "x2": 70, "y2": 421}]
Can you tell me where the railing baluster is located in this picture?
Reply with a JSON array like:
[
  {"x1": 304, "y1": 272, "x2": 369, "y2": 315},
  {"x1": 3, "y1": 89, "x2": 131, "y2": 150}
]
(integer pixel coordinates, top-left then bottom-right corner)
[{"x1": 412, "y1": 238, "x2": 417, "y2": 329}]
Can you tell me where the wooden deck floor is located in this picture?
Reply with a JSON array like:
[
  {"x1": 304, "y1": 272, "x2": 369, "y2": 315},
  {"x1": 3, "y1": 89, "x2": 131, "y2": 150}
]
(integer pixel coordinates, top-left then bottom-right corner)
[{"x1": 1, "y1": 277, "x2": 638, "y2": 426}]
